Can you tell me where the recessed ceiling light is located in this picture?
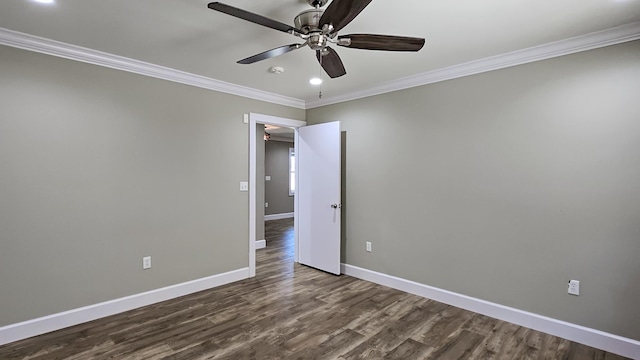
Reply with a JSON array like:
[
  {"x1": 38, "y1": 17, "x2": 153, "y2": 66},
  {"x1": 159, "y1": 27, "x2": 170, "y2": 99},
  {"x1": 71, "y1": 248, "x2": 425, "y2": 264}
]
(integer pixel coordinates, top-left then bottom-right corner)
[
  {"x1": 33, "y1": 0, "x2": 55, "y2": 4},
  {"x1": 309, "y1": 77, "x2": 323, "y2": 85}
]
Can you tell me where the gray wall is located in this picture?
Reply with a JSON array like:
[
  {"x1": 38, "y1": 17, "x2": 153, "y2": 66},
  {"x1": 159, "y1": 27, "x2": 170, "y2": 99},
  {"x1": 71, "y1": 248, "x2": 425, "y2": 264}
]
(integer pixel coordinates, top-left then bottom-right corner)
[
  {"x1": 307, "y1": 41, "x2": 640, "y2": 340},
  {"x1": 256, "y1": 124, "x2": 265, "y2": 240},
  {"x1": 265, "y1": 140, "x2": 294, "y2": 215},
  {"x1": 0, "y1": 44, "x2": 304, "y2": 327}
]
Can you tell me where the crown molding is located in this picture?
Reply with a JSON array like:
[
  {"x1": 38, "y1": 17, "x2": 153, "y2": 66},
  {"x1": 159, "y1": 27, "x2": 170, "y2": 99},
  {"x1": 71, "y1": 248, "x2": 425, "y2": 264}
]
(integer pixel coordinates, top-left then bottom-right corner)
[
  {"x1": 2, "y1": 22, "x2": 639, "y2": 111},
  {"x1": 0, "y1": 27, "x2": 306, "y2": 109},
  {"x1": 306, "y1": 21, "x2": 640, "y2": 109}
]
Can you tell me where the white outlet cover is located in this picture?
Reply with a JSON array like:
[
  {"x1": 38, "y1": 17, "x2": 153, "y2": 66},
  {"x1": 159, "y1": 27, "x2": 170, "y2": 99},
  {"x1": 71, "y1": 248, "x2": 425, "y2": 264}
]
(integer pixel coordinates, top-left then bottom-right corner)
[
  {"x1": 568, "y1": 280, "x2": 580, "y2": 296},
  {"x1": 265, "y1": 176, "x2": 271, "y2": 181}
]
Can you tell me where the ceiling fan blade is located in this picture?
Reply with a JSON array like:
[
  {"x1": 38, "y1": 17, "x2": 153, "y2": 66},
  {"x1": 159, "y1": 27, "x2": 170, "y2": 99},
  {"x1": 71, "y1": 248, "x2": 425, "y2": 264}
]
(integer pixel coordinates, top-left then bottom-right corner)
[
  {"x1": 316, "y1": 47, "x2": 346, "y2": 78},
  {"x1": 338, "y1": 34, "x2": 425, "y2": 51},
  {"x1": 319, "y1": 0, "x2": 373, "y2": 33},
  {"x1": 208, "y1": 2, "x2": 300, "y2": 34},
  {"x1": 238, "y1": 44, "x2": 305, "y2": 64}
]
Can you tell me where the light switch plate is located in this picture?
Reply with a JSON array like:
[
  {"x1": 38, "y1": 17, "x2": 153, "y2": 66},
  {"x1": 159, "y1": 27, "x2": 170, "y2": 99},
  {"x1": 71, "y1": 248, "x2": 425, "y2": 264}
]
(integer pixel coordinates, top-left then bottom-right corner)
[
  {"x1": 265, "y1": 176, "x2": 271, "y2": 181},
  {"x1": 240, "y1": 181, "x2": 249, "y2": 191},
  {"x1": 143, "y1": 256, "x2": 151, "y2": 270}
]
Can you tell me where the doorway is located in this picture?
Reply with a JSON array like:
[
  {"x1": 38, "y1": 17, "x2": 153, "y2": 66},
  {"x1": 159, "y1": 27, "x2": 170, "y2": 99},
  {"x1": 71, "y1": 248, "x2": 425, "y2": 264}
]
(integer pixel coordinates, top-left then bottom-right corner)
[
  {"x1": 263, "y1": 123, "x2": 296, "y2": 224},
  {"x1": 249, "y1": 113, "x2": 306, "y2": 277}
]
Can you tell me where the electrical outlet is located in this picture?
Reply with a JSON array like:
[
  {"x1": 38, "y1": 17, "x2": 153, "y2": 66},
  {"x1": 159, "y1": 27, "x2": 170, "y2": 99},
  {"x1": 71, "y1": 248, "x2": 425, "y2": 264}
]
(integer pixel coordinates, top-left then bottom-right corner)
[
  {"x1": 265, "y1": 202, "x2": 269, "y2": 208},
  {"x1": 143, "y1": 256, "x2": 151, "y2": 270},
  {"x1": 366, "y1": 241, "x2": 372, "y2": 252},
  {"x1": 568, "y1": 280, "x2": 580, "y2": 296}
]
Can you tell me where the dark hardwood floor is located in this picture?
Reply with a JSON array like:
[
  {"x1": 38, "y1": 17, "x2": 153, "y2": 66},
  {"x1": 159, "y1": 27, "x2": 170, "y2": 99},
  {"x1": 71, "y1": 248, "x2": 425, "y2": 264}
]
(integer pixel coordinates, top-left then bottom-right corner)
[{"x1": 0, "y1": 218, "x2": 629, "y2": 359}]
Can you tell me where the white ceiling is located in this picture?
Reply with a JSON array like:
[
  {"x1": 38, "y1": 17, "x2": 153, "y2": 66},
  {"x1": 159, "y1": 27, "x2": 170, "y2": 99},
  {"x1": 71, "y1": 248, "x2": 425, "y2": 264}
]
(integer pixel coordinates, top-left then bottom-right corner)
[{"x1": 1, "y1": 0, "x2": 639, "y2": 104}]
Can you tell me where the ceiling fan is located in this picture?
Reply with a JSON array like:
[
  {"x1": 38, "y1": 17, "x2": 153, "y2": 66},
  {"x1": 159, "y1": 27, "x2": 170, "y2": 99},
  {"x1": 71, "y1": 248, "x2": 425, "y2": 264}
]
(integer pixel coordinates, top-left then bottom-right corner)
[{"x1": 208, "y1": 0, "x2": 425, "y2": 79}]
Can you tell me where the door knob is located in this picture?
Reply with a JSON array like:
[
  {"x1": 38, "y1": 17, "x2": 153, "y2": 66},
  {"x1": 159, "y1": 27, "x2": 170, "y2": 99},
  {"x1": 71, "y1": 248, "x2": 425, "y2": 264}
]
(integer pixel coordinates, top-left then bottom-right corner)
[{"x1": 331, "y1": 203, "x2": 342, "y2": 209}]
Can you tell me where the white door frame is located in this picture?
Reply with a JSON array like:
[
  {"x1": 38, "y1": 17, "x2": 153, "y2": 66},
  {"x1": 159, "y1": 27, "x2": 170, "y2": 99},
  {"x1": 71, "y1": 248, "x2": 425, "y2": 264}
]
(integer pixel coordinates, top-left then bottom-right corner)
[{"x1": 249, "y1": 113, "x2": 306, "y2": 277}]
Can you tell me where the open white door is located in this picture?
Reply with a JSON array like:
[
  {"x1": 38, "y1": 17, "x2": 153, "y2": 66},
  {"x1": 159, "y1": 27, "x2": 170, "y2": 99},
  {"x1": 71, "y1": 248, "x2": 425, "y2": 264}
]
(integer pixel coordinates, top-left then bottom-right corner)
[{"x1": 297, "y1": 121, "x2": 341, "y2": 275}]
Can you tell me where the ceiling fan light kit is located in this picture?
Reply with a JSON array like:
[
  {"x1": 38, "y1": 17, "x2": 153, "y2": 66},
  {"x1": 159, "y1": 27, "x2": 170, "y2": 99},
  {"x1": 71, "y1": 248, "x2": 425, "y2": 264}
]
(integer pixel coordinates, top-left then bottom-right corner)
[
  {"x1": 207, "y1": 0, "x2": 425, "y2": 79},
  {"x1": 309, "y1": 77, "x2": 323, "y2": 85}
]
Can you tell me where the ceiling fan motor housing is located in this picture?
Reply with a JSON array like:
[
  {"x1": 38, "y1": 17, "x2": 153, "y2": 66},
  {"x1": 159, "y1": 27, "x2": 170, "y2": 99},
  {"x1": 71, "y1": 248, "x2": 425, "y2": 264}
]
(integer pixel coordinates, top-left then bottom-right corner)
[{"x1": 294, "y1": 9, "x2": 323, "y2": 34}]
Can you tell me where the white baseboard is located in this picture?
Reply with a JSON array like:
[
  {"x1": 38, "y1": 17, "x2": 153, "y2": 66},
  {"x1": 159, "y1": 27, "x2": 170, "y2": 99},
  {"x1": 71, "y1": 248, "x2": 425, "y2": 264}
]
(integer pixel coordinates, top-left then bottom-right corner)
[
  {"x1": 256, "y1": 239, "x2": 266, "y2": 249},
  {"x1": 341, "y1": 264, "x2": 640, "y2": 359},
  {"x1": 0, "y1": 267, "x2": 250, "y2": 346},
  {"x1": 264, "y1": 212, "x2": 294, "y2": 221}
]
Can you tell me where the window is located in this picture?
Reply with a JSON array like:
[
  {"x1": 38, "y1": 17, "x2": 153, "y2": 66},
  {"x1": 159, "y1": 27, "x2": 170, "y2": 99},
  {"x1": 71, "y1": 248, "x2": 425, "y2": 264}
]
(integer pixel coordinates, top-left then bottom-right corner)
[{"x1": 289, "y1": 147, "x2": 295, "y2": 196}]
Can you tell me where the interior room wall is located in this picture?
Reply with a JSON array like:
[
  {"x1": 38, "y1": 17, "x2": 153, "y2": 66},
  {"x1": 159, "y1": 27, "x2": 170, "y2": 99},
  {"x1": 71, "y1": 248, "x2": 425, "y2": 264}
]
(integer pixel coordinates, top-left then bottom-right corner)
[
  {"x1": 265, "y1": 140, "x2": 294, "y2": 216},
  {"x1": 306, "y1": 40, "x2": 640, "y2": 341},
  {"x1": 0, "y1": 44, "x2": 304, "y2": 327}
]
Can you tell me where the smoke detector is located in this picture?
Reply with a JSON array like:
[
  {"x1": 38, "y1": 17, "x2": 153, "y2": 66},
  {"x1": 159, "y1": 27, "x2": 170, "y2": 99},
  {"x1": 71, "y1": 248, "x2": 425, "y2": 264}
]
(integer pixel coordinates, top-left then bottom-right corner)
[{"x1": 269, "y1": 66, "x2": 285, "y2": 74}]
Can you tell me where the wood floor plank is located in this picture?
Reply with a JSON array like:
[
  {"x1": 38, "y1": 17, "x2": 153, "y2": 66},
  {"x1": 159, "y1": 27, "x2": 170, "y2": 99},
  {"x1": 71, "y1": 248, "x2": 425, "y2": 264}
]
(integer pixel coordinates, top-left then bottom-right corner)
[
  {"x1": 565, "y1": 341, "x2": 630, "y2": 360},
  {"x1": 155, "y1": 339, "x2": 220, "y2": 360},
  {"x1": 507, "y1": 328, "x2": 546, "y2": 360},
  {"x1": 340, "y1": 305, "x2": 439, "y2": 359},
  {"x1": 286, "y1": 329, "x2": 365, "y2": 360},
  {"x1": 468, "y1": 321, "x2": 521, "y2": 359},
  {"x1": 383, "y1": 338, "x2": 432, "y2": 359},
  {"x1": 427, "y1": 329, "x2": 484, "y2": 360},
  {"x1": 213, "y1": 338, "x2": 292, "y2": 360},
  {"x1": 0, "y1": 218, "x2": 631, "y2": 360},
  {"x1": 282, "y1": 300, "x2": 370, "y2": 353},
  {"x1": 347, "y1": 294, "x2": 431, "y2": 340},
  {"x1": 462, "y1": 312, "x2": 501, "y2": 337},
  {"x1": 101, "y1": 343, "x2": 175, "y2": 360},
  {"x1": 414, "y1": 305, "x2": 475, "y2": 348}
]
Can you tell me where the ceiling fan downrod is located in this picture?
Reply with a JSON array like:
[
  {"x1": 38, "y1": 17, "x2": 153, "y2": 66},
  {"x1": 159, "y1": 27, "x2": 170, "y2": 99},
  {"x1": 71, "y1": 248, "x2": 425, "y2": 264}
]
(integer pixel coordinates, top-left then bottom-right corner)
[{"x1": 308, "y1": 0, "x2": 329, "y2": 8}]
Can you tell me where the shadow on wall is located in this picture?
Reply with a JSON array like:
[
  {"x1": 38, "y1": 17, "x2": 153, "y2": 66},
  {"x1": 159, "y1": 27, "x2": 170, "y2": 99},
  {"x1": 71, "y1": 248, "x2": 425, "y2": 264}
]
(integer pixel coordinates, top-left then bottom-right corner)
[
  {"x1": 341, "y1": 131, "x2": 347, "y2": 264},
  {"x1": 614, "y1": 257, "x2": 640, "y2": 340}
]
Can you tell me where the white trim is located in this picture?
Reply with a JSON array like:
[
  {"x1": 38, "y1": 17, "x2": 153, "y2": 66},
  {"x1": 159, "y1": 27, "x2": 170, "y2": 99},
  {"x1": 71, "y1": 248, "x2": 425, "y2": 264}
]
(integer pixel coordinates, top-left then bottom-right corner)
[
  {"x1": 288, "y1": 146, "x2": 296, "y2": 196},
  {"x1": 0, "y1": 27, "x2": 305, "y2": 110},
  {"x1": 2, "y1": 22, "x2": 638, "y2": 111},
  {"x1": 250, "y1": 113, "x2": 306, "y2": 129},
  {"x1": 264, "y1": 212, "x2": 295, "y2": 221},
  {"x1": 293, "y1": 129, "x2": 300, "y2": 264},
  {"x1": 249, "y1": 113, "x2": 306, "y2": 277},
  {"x1": 256, "y1": 239, "x2": 266, "y2": 249},
  {"x1": 268, "y1": 135, "x2": 294, "y2": 143},
  {"x1": 341, "y1": 264, "x2": 640, "y2": 359},
  {"x1": 306, "y1": 21, "x2": 640, "y2": 108},
  {"x1": 0, "y1": 268, "x2": 249, "y2": 346},
  {"x1": 249, "y1": 117, "x2": 257, "y2": 278}
]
